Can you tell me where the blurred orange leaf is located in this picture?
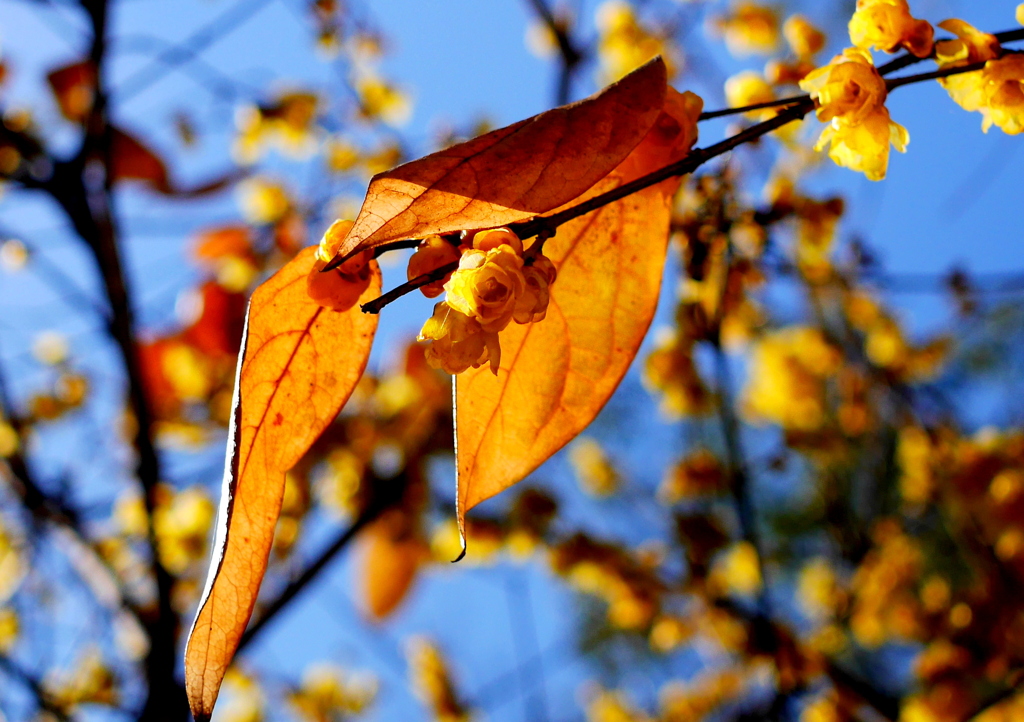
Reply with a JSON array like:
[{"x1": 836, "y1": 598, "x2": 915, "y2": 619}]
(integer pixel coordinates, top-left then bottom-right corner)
[
  {"x1": 192, "y1": 226, "x2": 253, "y2": 263},
  {"x1": 453, "y1": 88, "x2": 702, "y2": 550},
  {"x1": 184, "y1": 247, "x2": 380, "y2": 721},
  {"x1": 111, "y1": 127, "x2": 239, "y2": 197},
  {"x1": 358, "y1": 508, "x2": 427, "y2": 620},
  {"x1": 47, "y1": 60, "x2": 96, "y2": 124},
  {"x1": 336, "y1": 57, "x2": 668, "y2": 260}
]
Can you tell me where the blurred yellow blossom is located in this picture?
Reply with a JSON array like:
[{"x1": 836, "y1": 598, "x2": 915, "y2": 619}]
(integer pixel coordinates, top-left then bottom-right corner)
[
  {"x1": 713, "y1": 2, "x2": 780, "y2": 57},
  {"x1": 152, "y1": 485, "x2": 215, "y2": 574},
  {"x1": 743, "y1": 326, "x2": 840, "y2": 431},
  {"x1": 797, "y1": 558, "x2": 845, "y2": 621},
  {"x1": 570, "y1": 437, "x2": 620, "y2": 497},
  {"x1": 725, "y1": 71, "x2": 775, "y2": 120},
  {"x1": 407, "y1": 637, "x2": 470, "y2": 722},
  {"x1": 238, "y1": 176, "x2": 292, "y2": 225},
  {"x1": 595, "y1": 1, "x2": 679, "y2": 84},
  {"x1": 709, "y1": 541, "x2": 762, "y2": 598},
  {"x1": 0, "y1": 608, "x2": 18, "y2": 652},
  {"x1": 783, "y1": 14, "x2": 825, "y2": 59},
  {"x1": 289, "y1": 663, "x2": 377, "y2": 722},
  {"x1": 586, "y1": 687, "x2": 651, "y2": 722},
  {"x1": 232, "y1": 91, "x2": 320, "y2": 164},
  {"x1": 354, "y1": 73, "x2": 411, "y2": 126},
  {"x1": 32, "y1": 330, "x2": 69, "y2": 365}
]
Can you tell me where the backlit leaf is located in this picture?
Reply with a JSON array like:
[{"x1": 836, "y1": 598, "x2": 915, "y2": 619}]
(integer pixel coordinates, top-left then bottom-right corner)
[
  {"x1": 336, "y1": 58, "x2": 668, "y2": 259},
  {"x1": 453, "y1": 89, "x2": 703, "y2": 549},
  {"x1": 358, "y1": 508, "x2": 427, "y2": 620},
  {"x1": 184, "y1": 247, "x2": 380, "y2": 721}
]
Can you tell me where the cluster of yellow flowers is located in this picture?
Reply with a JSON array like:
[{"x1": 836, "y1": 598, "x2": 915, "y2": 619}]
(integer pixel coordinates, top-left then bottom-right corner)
[
  {"x1": 595, "y1": 0, "x2": 680, "y2": 84},
  {"x1": 412, "y1": 228, "x2": 557, "y2": 375},
  {"x1": 849, "y1": 521, "x2": 925, "y2": 647},
  {"x1": 936, "y1": 20, "x2": 1024, "y2": 135},
  {"x1": 569, "y1": 437, "x2": 621, "y2": 497},
  {"x1": 797, "y1": 2, "x2": 1024, "y2": 179},
  {"x1": 550, "y1": 533, "x2": 663, "y2": 630},
  {"x1": 288, "y1": 663, "x2": 378, "y2": 722},
  {"x1": 743, "y1": 326, "x2": 841, "y2": 432},
  {"x1": 233, "y1": 91, "x2": 320, "y2": 165}
]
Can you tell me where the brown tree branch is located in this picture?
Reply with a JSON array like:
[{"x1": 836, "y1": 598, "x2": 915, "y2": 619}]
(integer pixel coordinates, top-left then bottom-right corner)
[
  {"x1": 0, "y1": 655, "x2": 70, "y2": 722},
  {"x1": 523, "y1": 0, "x2": 585, "y2": 105}
]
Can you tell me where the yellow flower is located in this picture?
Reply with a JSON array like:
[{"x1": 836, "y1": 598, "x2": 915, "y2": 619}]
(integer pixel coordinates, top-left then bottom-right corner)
[
  {"x1": 419, "y1": 302, "x2": 500, "y2": 375},
  {"x1": 709, "y1": 541, "x2": 762, "y2": 598},
  {"x1": 935, "y1": 20, "x2": 1002, "y2": 113},
  {"x1": 238, "y1": 177, "x2": 291, "y2": 225},
  {"x1": 978, "y1": 54, "x2": 1024, "y2": 134},
  {"x1": 407, "y1": 235, "x2": 461, "y2": 298},
  {"x1": 444, "y1": 244, "x2": 525, "y2": 333},
  {"x1": 714, "y1": 2, "x2": 780, "y2": 57},
  {"x1": 354, "y1": 74, "x2": 411, "y2": 127},
  {"x1": 513, "y1": 254, "x2": 556, "y2": 324},
  {"x1": 595, "y1": 1, "x2": 680, "y2": 84},
  {"x1": 1018, "y1": 3, "x2": 1024, "y2": 26},
  {"x1": 569, "y1": 437, "x2": 620, "y2": 497},
  {"x1": 784, "y1": 15, "x2": 826, "y2": 59},
  {"x1": 848, "y1": 0, "x2": 934, "y2": 58},
  {"x1": 725, "y1": 71, "x2": 775, "y2": 119},
  {"x1": 800, "y1": 48, "x2": 908, "y2": 180}
]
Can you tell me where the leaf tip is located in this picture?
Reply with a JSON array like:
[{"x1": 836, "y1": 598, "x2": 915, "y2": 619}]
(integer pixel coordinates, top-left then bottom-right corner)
[{"x1": 451, "y1": 546, "x2": 466, "y2": 564}]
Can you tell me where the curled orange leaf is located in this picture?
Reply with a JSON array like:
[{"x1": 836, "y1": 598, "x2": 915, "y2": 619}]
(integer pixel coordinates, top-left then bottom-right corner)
[
  {"x1": 184, "y1": 247, "x2": 380, "y2": 721},
  {"x1": 336, "y1": 57, "x2": 668, "y2": 259},
  {"x1": 453, "y1": 89, "x2": 703, "y2": 551}
]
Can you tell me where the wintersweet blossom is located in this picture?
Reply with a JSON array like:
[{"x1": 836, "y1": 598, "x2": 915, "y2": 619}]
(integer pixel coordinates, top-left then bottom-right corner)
[
  {"x1": 978, "y1": 54, "x2": 1024, "y2": 135},
  {"x1": 848, "y1": 0, "x2": 934, "y2": 58},
  {"x1": 935, "y1": 20, "x2": 1002, "y2": 113},
  {"x1": 418, "y1": 302, "x2": 500, "y2": 375},
  {"x1": 407, "y1": 235, "x2": 461, "y2": 298},
  {"x1": 713, "y1": 2, "x2": 780, "y2": 57},
  {"x1": 800, "y1": 47, "x2": 909, "y2": 180},
  {"x1": 443, "y1": 244, "x2": 526, "y2": 333},
  {"x1": 783, "y1": 14, "x2": 825, "y2": 59}
]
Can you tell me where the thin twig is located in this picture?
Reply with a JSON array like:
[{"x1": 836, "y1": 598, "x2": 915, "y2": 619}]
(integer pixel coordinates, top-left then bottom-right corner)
[{"x1": 0, "y1": 655, "x2": 70, "y2": 722}]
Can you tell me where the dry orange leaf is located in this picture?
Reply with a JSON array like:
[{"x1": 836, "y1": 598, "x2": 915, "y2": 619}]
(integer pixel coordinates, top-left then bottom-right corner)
[
  {"x1": 184, "y1": 246, "x2": 380, "y2": 721},
  {"x1": 453, "y1": 89, "x2": 703, "y2": 549},
  {"x1": 336, "y1": 57, "x2": 668, "y2": 259}
]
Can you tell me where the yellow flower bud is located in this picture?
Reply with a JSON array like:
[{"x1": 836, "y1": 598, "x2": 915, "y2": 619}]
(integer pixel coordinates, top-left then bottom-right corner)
[
  {"x1": 783, "y1": 14, "x2": 825, "y2": 59},
  {"x1": 471, "y1": 227, "x2": 523, "y2": 255},
  {"x1": 443, "y1": 245, "x2": 526, "y2": 333},
  {"x1": 407, "y1": 235, "x2": 461, "y2": 298},
  {"x1": 724, "y1": 71, "x2": 774, "y2": 120},
  {"x1": 513, "y1": 254, "x2": 556, "y2": 324}
]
